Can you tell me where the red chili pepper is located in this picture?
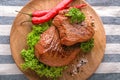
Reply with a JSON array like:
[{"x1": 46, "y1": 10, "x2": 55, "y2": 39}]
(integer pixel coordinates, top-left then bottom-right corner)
[
  {"x1": 17, "y1": 4, "x2": 86, "y2": 17},
  {"x1": 32, "y1": 10, "x2": 50, "y2": 17},
  {"x1": 32, "y1": 0, "x2": 73, "y2": 24},
  {"x1": 32, "y1": 4, "x2": 87, "y2": 17}
]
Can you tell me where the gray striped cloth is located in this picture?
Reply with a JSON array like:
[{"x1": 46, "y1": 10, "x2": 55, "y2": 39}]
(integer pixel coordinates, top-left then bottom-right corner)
[{"x1": 0, "y1": 0, "x2": 120, "y2": 80}]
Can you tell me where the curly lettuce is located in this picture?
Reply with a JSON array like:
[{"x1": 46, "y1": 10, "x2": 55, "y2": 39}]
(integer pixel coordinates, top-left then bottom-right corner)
[{"x1": 21, "y1": 22, "x2": 66, "y2": 79}]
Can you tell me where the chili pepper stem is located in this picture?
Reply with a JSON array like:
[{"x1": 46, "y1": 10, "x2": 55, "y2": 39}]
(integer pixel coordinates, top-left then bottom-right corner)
[{"x1": 15, "y1": 10, "x2": 32, "y2": 16}]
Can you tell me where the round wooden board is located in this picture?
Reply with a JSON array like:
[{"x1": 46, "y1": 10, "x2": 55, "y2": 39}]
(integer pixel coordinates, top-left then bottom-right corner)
[{"x1": 10, "y1": 0, "x2": 106, "y2": 80}]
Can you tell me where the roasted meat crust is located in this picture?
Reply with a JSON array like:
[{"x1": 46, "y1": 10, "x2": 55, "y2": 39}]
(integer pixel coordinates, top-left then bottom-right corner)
[
  {"x1": 52, "y1": 9, "x2": 95, "y2": 46},
  {"x1": 35, "y1": 26, "x2": 80, "y2": 67}
]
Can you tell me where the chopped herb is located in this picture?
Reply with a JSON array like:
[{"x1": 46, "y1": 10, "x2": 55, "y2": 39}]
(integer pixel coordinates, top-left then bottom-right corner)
[
  {"x1": 80, "y1": 38, "x2": 94, "y2": 52},
  {"x1": 65, "y1": 8, "x2": 85, "y2": 23},
  {"x1": 21, "y1": 22, "x2": 66, "y2": 79}
]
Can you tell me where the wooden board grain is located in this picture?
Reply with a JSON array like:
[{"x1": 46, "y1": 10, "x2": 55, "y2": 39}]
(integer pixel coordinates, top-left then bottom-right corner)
[{"x1": 10, "y1": 0, "x2": 106, "y2": 80}]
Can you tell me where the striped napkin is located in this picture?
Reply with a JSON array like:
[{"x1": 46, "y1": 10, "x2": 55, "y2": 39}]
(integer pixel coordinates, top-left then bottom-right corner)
[{"x1": 0, "y1": 0, "x2": 120, "y2": 80}]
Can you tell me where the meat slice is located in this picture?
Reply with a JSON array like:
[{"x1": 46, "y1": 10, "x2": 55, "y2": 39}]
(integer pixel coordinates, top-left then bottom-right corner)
[
  {"x1": 52, "y1": 9, "x2": 95, "y2": 46},
  {"x1": 35, "y1": 26, "x2": 80, "y2": 67}
]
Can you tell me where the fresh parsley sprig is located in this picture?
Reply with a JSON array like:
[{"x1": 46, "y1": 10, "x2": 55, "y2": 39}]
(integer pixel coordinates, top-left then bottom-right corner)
[
  {"x1": 80, "y1": 38, "x2": 94, "y2": 52},
  {"x1": 65, "y1": 8, "x2": 85, "y2": 23}
]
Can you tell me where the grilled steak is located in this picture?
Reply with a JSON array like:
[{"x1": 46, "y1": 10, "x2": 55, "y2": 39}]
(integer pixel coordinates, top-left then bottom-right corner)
[
  {"x1": 52, "y1": 9, "x2": 95, "y2": 46},
  {"x1": 35, "y1": 26, "x2": 80, "y2": 67}
]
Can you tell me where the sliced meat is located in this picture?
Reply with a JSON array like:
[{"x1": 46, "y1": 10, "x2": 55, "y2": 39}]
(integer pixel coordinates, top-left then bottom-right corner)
[
  {"x1": 35, "y1": 26, "x2": 80, "y2": 67},
  {"x1": 52, "y1": 9, "x2": 95, "y2": 46}
]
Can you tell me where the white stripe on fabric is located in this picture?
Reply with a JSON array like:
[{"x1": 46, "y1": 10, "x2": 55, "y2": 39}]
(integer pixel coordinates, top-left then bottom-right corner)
[
  {"x1": 0, "y1": 43, "x2": 120, "y2": 55},
  {"x1": 0, "y1": 6, "x2": 22, "y2": 17},
  {"x1": 93, "y1": 6, "x2": 120, "y2": 17},
  {"x1": 0, "y1": 6, "x2": 120, "y2": 17},
  {"x1": 1, "y1": 63, "x2": 120, "y2": 75},
  {"x1": 0, "y1": 44, "x2": 11, "y2": 55},
  {"x1": 0, "y1": 25, "x2": 11, "y2": 36},
  {"x1": 104, "y1": 25, "x2": 120, "y2": 35},
  {"x1": 105, "y1": 44, "x2": 120, "y2": 54},
  {"x1": 0, "y1": 64, "x2": 23, "y2": 75},
  {"x1": 95, "y1": 63, "x2": 120, "y2": 73},
  {"x1": 0, "y1": 25, "x2": 120, "y2": 36}
]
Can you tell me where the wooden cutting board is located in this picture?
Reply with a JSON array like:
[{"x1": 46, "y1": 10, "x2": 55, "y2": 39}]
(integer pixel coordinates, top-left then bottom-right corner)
[{"x1": 10, "y1": 0, "x2": 106, "y2": 80}]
